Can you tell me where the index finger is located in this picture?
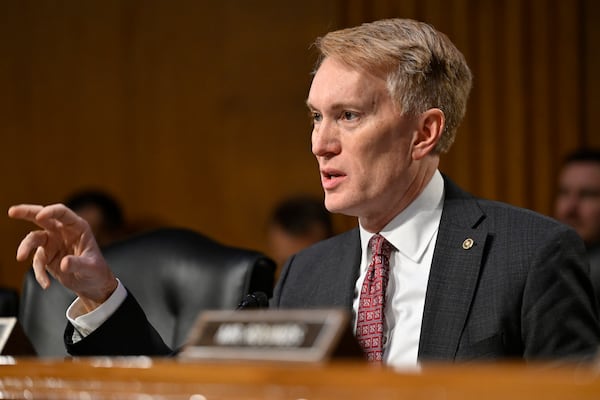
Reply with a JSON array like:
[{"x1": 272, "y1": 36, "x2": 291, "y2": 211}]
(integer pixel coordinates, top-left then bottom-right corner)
[
  {"x1": 8, "y1": 204, "x2": 44, "y2": 223},
  {"x1": 8, "y1": 203, "x2": 84, "y2": 233},
  {"x1": 35, "y1": 203, "x2": 84, "y2": 231}
]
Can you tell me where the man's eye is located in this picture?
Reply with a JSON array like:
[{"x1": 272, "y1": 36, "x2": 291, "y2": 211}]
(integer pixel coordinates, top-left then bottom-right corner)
[
  {"x1": 312, "y1": 112, "x2": 322, "y2": 122},
  {"x1": 581, "y1": 189, "x2": 600, "y2": 199},
  {"x1": 342, "y1": 111, "x2": 358, "y2": 120}
]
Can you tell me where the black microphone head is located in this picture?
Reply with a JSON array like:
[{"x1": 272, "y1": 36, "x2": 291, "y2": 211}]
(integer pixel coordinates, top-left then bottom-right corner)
[{"x1": 237, "y1": 291, "x2": 269, "y2": 309}]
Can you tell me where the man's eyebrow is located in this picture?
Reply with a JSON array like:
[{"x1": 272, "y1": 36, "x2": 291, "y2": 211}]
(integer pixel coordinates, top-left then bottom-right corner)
[{"x1": 305, "y1": 100, "x2": 356, "y2": 112}]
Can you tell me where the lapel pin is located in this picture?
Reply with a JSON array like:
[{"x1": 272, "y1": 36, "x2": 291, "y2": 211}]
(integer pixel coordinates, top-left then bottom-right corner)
[{"x1": 462, "y1": 238, "x2": 474, "y2": 250}]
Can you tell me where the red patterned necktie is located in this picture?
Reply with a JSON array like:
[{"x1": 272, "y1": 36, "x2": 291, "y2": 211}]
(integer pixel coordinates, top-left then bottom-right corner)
[{"x1": 356, "y1": 234, "x2": 392, "y2": 362}]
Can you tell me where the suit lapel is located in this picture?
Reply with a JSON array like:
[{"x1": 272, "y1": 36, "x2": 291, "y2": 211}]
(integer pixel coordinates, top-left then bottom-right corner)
[
  {"x1": 277, "y1": 228, "x2": 362, "y2": 309},
  {"x1": 418, "y1": 177, "x2": 489, "y2": 361},
  {"x1": 317, "y1": 228, "x2": 362, "y2": 308}
]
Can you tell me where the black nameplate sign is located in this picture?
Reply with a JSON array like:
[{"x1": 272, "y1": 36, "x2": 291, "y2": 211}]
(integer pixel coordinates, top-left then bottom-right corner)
[
  {"x1": 179, "y1": 309, "x2": 364, "y2": 362},
  {"x1": 0, "y1": 317, "x2": 36, "y2": 356}
]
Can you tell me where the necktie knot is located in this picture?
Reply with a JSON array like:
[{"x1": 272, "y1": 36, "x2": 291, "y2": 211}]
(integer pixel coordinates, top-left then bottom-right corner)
[{"x1": 369, "y1": 234, "x2": 393, "y2": 264}]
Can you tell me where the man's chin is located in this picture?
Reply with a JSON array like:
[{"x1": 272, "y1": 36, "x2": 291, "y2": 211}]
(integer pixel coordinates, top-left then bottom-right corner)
[
  {"x1": 323, "y1": 200, "x2": 342, "y2": 214},
  {"x1": 324, "y1": 198, "x2": 356, "y2": 217}
]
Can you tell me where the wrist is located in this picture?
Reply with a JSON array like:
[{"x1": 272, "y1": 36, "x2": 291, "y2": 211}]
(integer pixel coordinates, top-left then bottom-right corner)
[{"x1": 79, "y1": 276, "x2": 119, "y2": 313}]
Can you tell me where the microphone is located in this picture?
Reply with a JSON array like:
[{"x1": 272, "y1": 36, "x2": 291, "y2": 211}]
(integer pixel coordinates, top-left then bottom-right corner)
[{"x1": 236, "y1": 291, "x2": 269, "y2": 310}]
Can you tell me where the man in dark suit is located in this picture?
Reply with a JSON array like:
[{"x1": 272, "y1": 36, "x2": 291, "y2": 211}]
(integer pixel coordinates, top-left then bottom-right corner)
[{"x1": 8, "y1": 18, "x2": 600, "y2": 366}]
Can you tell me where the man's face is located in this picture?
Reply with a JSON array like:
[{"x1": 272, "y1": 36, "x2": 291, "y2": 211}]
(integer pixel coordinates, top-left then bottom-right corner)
[
  {"x1": 307, "y1": 57, "x2": 420, "y2": 231},
  {"x1": 554, "y1": 161, "x2": 600, "y2": 246}
]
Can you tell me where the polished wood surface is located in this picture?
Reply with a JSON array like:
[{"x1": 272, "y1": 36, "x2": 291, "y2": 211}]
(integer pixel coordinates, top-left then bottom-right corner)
[{"x1": 1, "y1": 357, "x2": 599, "y2": 399}]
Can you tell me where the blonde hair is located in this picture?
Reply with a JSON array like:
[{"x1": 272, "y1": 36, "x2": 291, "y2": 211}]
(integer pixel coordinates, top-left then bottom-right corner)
[{"x1": 314, "y1": 18, "x2": 472, "y2": 153}]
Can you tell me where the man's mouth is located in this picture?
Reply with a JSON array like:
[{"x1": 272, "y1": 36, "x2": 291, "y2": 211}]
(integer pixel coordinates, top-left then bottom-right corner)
[
  {"x1": 322, "y1": 169, "x2": 344, "y2": 179},
  {"x1": 321, "y1": 169, "x2": 346, "y2": 189}
]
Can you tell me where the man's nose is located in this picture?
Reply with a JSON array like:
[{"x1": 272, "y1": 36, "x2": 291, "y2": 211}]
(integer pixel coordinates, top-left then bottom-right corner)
[
  {"x1": 557, "y1": 194, "x2": 580, "y2": 218},
  {"x1": 311, "y1": 120, "x2": 340, "y2": 158}
]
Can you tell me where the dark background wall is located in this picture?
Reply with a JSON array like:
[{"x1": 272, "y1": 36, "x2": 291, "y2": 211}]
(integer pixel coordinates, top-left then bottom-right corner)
[{"x1": 1, "y1": 0, "x2": 599, "y2": 291}]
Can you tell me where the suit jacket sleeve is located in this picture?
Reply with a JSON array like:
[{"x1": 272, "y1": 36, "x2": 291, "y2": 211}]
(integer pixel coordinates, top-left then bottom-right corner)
[
  {"x1": 521, "y1": 226, "x2": 600, "y2": 359},
  {"x1": 64, "y1": 291, "x2": 171, "y2": 356}
]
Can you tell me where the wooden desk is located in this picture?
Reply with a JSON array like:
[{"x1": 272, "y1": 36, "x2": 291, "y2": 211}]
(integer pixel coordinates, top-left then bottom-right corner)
[{"x1": 1, "y1": 357, "x2": 599, "y2": 399}]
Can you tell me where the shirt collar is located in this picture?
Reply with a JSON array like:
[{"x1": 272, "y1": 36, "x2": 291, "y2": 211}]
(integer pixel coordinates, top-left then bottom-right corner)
[{"x1": 359, "y1": 170, "x2": 445, "y2": 263}]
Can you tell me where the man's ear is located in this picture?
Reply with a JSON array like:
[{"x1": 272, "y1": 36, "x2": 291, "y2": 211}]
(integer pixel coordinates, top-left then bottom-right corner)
[{"x1": 412, "y1": 108, "x2": 444, "y2": 160}]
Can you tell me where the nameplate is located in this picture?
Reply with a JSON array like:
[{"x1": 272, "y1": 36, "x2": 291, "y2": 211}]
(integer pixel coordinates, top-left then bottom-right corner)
[
  {"x1": 0, "y1": 317, "x2": 36, "y2": 356},
  {"x1": 179, "y1": 309, "x2": 363, "y2": 363}
]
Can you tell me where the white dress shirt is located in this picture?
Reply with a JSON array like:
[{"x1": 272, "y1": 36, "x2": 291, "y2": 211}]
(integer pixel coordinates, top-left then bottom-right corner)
[
  {"x1": 67, "y1": 279, "x2": 127, "y2": 340},
  {"x1": 354, "y1": 170, "x2": 444, "y2": 368}
]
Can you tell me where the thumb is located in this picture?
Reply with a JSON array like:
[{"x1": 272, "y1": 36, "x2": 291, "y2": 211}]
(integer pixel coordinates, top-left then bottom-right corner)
[
  {"x1": 60, "y1": 254, "x2": 117, "y2": 306},
  {"x1": 60, "y1": 254, "x2": 88, "y2": 274}
]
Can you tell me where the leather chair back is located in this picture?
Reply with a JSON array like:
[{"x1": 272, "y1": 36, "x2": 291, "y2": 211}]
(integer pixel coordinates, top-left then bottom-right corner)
[{"x1": 19, "y1": 228, "x2": 275, "y2": 357}]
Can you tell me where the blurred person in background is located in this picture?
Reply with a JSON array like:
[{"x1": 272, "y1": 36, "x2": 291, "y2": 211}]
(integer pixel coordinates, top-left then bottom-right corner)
[
  {"x1": 64, "y1": 189, "x2": 126, "y2": 247},
  {"x1": 267, "y1": 195, "x2": 334, "y2": 279},
  {"x1": 554, "y1": 149, "x2": 600, "y2": 301}
]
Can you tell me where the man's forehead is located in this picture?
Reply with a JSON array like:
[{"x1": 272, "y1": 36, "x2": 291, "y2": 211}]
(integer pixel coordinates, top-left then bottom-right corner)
[
  {"x1": 560, "y1": 163, "x2": 600, "y2": 188},
  {"x1": 306, "y1": 59, "x2": 387, "y2": 109},
  {"x1": 564, "y1": 162, "x2": 600, "y2": 175}
]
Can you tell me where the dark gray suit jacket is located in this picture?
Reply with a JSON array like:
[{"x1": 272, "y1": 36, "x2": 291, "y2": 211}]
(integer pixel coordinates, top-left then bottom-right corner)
[
  {"x1": 66, "y1": 177, "x2": 600, "y2": 361},
  {"x1": 588, "y1": 245, "x2": 600, "y2": 303},
  {"x1": 272, "y1": 177, "x2": 600, "y2": 361}
]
